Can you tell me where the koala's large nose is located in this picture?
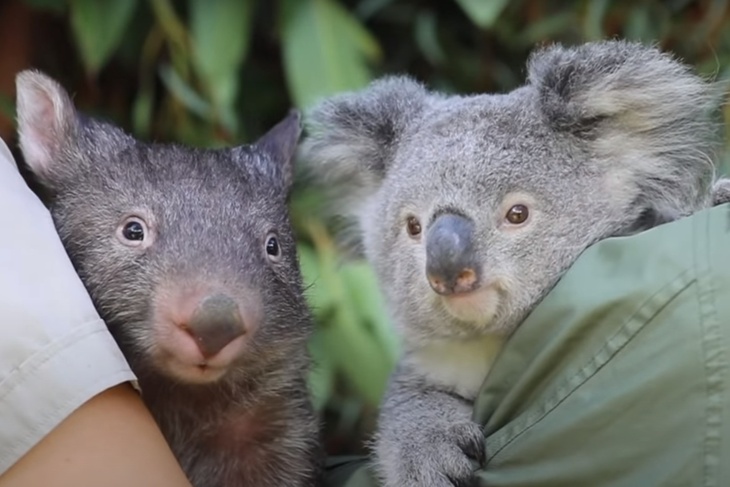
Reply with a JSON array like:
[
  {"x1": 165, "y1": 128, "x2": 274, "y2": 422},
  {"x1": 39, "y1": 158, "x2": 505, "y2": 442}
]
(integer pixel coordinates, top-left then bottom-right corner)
[
  {"x1": 426, "y1": 214, "x2": 480, "y2": 296},
  {"x1": 185, "y1": 294, "x2": 246, "y2": 359}
]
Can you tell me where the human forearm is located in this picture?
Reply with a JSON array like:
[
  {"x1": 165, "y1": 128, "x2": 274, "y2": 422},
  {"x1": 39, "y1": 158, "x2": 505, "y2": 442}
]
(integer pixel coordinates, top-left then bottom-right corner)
[{"x1": 0, "y1": 383, "x2": 192, "y2": 487}]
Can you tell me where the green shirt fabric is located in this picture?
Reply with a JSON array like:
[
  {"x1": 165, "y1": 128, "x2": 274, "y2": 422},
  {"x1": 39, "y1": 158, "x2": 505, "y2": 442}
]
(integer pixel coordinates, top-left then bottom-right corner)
[{"x1": 325, "y1": 203, "x2": 730, "y2": 487}]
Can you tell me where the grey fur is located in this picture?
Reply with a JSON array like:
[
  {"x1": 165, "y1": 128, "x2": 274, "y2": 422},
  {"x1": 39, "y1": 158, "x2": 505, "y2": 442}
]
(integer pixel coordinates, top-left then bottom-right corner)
[
  {"x1": 15, "y1": 70, "x2": 323, "y2": 487},
  {"x1": 299, "y1": 39, "x2": 727, "y2": 486},
  {"x1": 712, "y1": 176, "x2": 730, "y2": 205}
]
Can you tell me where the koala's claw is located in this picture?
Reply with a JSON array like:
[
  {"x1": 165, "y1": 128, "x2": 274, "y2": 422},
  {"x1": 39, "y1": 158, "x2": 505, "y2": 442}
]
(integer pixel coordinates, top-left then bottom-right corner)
[
  {"x1": 378, "y1": 420, "x2": 485, "y2": 487},
  {"x1": 448, "y1": 422, "x2": 486, "y2": 466},
  {"x1": 446, "y1": 474, "x2": 483, "y2": 487}
]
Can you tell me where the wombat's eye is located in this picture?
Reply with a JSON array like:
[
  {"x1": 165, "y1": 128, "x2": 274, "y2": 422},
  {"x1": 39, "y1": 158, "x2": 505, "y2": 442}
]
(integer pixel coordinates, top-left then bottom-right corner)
[
  {"x1": 116, "y1": 217, "x2": 149, "y2": 247},
  {"x1": 406, "y1": 216, "x2": 422, "y2": 238},
  {"x1": 505, "y1": 204, "x2": 529, "y2": 225},
  {"x1": 265, "y1": 234, "x2": 281, "y2": 262},
  {"x1": 122, "y1": 221, "x2": 145, "y2": 241}
]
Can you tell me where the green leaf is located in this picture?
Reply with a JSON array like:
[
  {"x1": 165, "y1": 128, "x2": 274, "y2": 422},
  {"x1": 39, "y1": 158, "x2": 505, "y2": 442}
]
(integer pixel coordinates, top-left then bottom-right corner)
[
  {"x1": 307, "y1": 328, "x2": 336, "y2": 411},
  {"x1": 21, "y1": 0, "x2": 66, "y2": 13},
  {"x1": 583, "y1": 0, "x2": 610, "y2": 41},
  {"x1": 302, "y1": 224, "x2": 394, "y2": 406},
  {"x1": 340, "y1": 262, "x2": 399, "y2": 361},
  {"x1": 280, "y1": 0, "x2": 382, "y2": 109},
  {"x1": 189, "y1": 0, "x2": 257, "y2": 130},
  {"x1": 355, "y1": 0, "x2": 397, "y2": 20},
  {"x1": 520, "y1": 12, "x2": 577, "y2": 46},
  {"x1": 321, "y1": 307, "x2": 390, "y2": 406},
  {"x1": 0, "y1": 93, "x2": 16, "y2": 123},
  {"x1": 623, "y1": 5, "x2": 654, "y2": 42},
  {"x1": 326, "y1": 276, "x2": 393, "y2": 405},
  {"x1": 664, "y1": 0, "x2": 698, "y2": 12},
  {"x1": 298, "y1": 243, "x2": 336, "y2": 315},
  {"x1": 158, "y1": 64, "x2": 213, "y2": 119},
  {"x1": 69, "y1": 0, "x2": 138, "y2": 75},
  {"x1": 414, "y1": 9, "x2": 446, "y2": 66},
  {"x1": 132, "y1": 80, "x2": 155, "y2": 138},
  {"x1": 454, "y1": 0, "x2": 510, "y2": 29}
]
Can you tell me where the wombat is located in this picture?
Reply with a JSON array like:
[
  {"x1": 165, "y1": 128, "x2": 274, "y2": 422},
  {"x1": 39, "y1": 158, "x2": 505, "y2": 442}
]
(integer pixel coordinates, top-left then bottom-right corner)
[
  {"x1": 15, "y1": 70, "x2": 322, "y2": 487},
  {"x1": 299, "y1": 39, "x2": 728, "y2": 486}
]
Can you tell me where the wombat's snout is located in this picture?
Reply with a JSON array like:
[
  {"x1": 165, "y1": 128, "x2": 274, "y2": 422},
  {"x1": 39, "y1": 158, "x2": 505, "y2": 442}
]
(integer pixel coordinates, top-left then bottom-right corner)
[
  {"x1": 185, "y1": 294, "x2": 246, "y2": 359},
  {"x1": 426, "y1": 213, "x2": 480, "y2": 295},
  {"x1": 153, "y1": 283, "x2": 262, "y2": 383}
]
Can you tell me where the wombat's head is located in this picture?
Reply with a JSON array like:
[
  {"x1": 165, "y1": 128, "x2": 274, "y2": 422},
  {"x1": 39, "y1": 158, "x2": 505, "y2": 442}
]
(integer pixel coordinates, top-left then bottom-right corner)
[
  {"x1": 16, "y1": 70, "x2": 311, "y2": 385},
  {"x1": 300, "y1": 40, "x2": 722, "y2": 345}
]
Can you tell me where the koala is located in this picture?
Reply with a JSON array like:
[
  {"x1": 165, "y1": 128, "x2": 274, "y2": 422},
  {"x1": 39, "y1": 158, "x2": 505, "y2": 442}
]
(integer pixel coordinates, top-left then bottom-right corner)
[
  {"x1": 15, "y1": 71, "x2": 323, "y2": 487},
  {"x1": 298, "y1": 39, "x2": 727, "y2": 486}
]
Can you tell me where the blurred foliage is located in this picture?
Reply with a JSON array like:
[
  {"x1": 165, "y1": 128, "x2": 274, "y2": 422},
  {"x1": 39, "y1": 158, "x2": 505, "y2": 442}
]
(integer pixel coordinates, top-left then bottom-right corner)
[{"x1": 2, "y1": 0, "x2": 730, "y2": 455}]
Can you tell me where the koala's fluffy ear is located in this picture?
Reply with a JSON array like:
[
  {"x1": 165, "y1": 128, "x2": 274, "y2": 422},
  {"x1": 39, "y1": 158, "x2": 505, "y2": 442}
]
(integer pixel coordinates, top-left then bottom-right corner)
[
  {"x1": 298, "y1": 76, "x2": 430, "y2": 216},
  {"x1": 15, "y1": 70, "x2": 80, "y2": 184},
  {"x1": 528, "y1": 40, "x2": 720, "y2": 138},
  {"x1": 529, "y1": 40, "x2": 724, "y2": 218}
]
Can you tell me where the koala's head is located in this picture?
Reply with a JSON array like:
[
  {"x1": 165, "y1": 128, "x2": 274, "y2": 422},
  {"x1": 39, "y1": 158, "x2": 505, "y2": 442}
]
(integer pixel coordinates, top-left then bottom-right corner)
[
  {"x1": 16, "y1": 70, "x2": 312, "y2": 385},
  {"x1": 300, "y1": 40, "x2": 722, "y2": 346}
]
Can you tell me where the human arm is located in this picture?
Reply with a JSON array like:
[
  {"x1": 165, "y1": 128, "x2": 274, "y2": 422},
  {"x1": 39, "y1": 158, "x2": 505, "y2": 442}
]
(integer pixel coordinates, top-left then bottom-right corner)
[
  {"x1": 0, "y1": 384, "x2": 192, "y2": 487},
  {"x1": 0, "y1": 137, "x2": 191, "y2": 486}
]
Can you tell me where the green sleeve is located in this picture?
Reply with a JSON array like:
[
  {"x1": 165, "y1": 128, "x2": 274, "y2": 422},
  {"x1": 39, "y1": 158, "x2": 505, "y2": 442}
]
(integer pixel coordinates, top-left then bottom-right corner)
[{"x1": 324, "y1": 203, "x2": 730, "y2": 487}]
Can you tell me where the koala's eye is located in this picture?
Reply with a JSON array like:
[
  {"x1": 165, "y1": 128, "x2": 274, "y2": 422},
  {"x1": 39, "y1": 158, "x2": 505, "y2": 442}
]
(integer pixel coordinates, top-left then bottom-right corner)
[
  {"x1": 116, "y1": 217, "x2": 149, "y2": 247},
  {"x1": 265, "y1": 234, "x2": 282, "y2": 262},
  {"x1": 505, "y1": 204, "x2": 529, "y2": 225},
  {"x1": 406, "y1": 216, "x2": 422, "y2": 238}
]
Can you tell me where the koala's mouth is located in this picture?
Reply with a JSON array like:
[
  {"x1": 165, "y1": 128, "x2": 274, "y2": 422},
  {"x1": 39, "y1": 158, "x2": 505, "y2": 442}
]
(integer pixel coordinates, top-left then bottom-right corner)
[
  {"x1": 423, "y1": 212, "x2": 504, "y2": 330},
  {"x1": 437, "y1": 284, "x2": 502, "y2": 330}
]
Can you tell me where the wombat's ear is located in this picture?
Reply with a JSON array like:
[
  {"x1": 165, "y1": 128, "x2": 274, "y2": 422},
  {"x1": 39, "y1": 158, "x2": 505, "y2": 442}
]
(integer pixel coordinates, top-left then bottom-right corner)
[
  {"x1": 297, "y1": 75, "x2": 429, "y2": 217},
  {"x1": 15, "y1": 69, "x2": 80, "y2": 183},
  {"x1": 249, "y1": 109, "x2": 302, "y2": 189},
  {"x1": 529, "y1": 39, "x2": 723, "y2": 218}
]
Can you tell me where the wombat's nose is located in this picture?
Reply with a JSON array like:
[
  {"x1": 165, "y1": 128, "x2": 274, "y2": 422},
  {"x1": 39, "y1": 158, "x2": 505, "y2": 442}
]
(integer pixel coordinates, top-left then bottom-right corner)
[
  {"x1": 425, "y1": 213, "x2": 480, "y2": 296},
  {"x1": 185, "y1": 294, "x2": 246, "y2": 359}
]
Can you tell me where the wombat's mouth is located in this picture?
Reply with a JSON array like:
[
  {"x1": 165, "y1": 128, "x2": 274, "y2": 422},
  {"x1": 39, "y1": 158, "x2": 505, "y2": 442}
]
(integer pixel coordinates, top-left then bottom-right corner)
[
  {"x1": 154, "y1": 327, "x2": 248, "y2": 384},
  {"x1": 149, "y1": 282, "x2": 263, "y2": 385}
]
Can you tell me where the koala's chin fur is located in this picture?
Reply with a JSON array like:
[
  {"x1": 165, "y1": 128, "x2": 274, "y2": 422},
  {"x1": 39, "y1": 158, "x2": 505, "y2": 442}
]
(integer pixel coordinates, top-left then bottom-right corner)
[{"x1": 300, "y1": 39, "x2": 729, "y2": 487}]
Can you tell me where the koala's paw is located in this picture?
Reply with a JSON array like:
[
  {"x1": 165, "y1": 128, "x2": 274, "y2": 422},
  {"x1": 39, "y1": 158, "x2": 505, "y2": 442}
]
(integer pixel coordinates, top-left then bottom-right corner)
[
  {"x1": 377, "y1": 420, "x2": 485, "y2": 487},
  {"x1": 712, "y1": 178, "x2": 730, "y2": 206}
]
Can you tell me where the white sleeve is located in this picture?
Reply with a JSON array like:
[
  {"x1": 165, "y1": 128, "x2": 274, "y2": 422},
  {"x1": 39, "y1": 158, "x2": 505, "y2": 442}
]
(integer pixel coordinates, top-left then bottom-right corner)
[{"x1": 0, "y1": 136, "x2": 137, "y2": 474}]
